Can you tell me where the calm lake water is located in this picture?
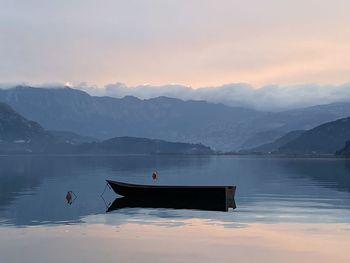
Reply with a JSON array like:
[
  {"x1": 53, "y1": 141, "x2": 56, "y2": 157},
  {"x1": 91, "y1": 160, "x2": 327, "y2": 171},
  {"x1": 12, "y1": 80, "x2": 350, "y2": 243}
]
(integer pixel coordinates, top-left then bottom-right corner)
[{"x1": 1, "y1": 155, "x2": 350, "y2": 262}]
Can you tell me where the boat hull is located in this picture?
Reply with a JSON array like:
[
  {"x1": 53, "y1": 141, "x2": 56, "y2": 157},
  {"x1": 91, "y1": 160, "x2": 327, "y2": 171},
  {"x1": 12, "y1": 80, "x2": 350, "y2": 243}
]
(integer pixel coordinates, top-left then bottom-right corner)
[{"x1": 106, "y1": 180, "x2": 236, "y2": 210}]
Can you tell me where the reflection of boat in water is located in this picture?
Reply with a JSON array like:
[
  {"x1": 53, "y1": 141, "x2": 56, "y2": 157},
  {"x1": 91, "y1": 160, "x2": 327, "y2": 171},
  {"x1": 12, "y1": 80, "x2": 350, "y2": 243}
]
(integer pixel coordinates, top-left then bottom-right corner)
[
  {"x1": 106, "y1": 180, "x2": 236, "y2": 212},
  {"x1": 107, "y1": 196, "x2": 236, "y2": 212}
]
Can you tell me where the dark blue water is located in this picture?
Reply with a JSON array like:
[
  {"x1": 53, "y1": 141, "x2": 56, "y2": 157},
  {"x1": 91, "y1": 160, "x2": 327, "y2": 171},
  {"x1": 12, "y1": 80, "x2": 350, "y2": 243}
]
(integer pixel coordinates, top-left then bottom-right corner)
[{"x1": 1, "y1": 155, "x2": 350, "y2": 227}]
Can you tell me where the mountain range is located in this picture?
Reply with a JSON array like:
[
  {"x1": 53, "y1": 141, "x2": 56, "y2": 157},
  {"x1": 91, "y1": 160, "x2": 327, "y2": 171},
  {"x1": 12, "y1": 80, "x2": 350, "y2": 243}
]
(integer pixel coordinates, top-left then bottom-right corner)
[
  {"x1": 278, "y1": 117, "x2": 350, "y2": 154},
  {"x1": 76, "y1": 137, "x2": 212, "y2": 155},
  {"x1": 0, "y1": 102, "x2": 54, "y2": 153},
  {"x1": 2, "y1": 86, "x2": 350, "y2": 151},
  {"x1": 246, "y1": 130, "x2": 305, "y2": 153},
  {"x1": 242, "y1": 116, "x2": 350, "y2": 155},
  {"x1": 0, "y1": 102, "x2": 211, "y2": 155}
]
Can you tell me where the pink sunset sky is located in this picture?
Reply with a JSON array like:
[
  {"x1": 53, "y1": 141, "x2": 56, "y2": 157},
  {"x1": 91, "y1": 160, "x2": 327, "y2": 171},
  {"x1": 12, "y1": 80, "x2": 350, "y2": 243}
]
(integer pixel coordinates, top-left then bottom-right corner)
[{"x1": 1, "y1": 0, "x2": 350, "y2": 88}]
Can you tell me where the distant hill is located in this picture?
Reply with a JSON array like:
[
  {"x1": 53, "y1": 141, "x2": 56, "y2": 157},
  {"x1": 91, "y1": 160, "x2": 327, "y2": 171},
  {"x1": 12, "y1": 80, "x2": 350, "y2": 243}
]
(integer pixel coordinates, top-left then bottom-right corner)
[
  {"x1": 77, "y1": 136, "x2": 213, "y2": 155},
  {"x1": 0, "y1": 86, "x2": 262, "y2": 150},
  {"x1": 0, "y1": 102, "x2": 55, "y2": 153},
  {"x1": 49, "y1": 130, "x2": 98, "y2": 145},
  {"x1": 336, "y1": 141, "x2": 350, "y2": 156},
  {"x1": 245, "y1": 130, "x2": 305, "y2": 153},
  {"x1": 239, "y1": 102, "x2": 350, "y2": 149},
  {"x1": 0, "y1": 102, "x2": 47, "y2": 142},
  {"x1": 278, "y1": 117, "x2": 350, "y2": 154},
  {"x1": 2, "y1": 86, "x2": 350, "y2": 150},
  {"x1": 0, "y1": 103, "x2": 212, "y2": 154}
]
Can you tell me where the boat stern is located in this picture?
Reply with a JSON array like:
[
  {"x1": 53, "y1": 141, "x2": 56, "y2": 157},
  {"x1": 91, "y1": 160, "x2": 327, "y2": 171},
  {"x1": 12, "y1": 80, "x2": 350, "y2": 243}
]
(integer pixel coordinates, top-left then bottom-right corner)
[{"x1": 225, "y1": 186, "x2": 236, "y2": 209}]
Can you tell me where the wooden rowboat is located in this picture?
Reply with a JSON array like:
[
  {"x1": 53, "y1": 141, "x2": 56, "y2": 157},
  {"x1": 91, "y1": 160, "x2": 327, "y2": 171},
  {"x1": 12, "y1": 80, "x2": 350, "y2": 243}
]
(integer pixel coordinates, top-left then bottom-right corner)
[{"x1": 106, "y1": 180, "x2": 236, "y2": 211}]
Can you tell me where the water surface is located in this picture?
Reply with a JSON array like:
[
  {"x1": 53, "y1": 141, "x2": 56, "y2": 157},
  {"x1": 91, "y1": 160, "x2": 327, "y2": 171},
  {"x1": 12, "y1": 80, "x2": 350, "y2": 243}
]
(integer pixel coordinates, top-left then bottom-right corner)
[{"x1": 1, "y1": 155, "x2": 350, "y2": 262}]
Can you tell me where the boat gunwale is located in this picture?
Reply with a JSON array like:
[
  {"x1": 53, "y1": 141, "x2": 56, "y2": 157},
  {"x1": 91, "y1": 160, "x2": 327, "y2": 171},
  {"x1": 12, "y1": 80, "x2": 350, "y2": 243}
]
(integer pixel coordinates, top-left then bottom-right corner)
[{"x1": 106, "y1": 180, "x2": 235, "y2": 189}]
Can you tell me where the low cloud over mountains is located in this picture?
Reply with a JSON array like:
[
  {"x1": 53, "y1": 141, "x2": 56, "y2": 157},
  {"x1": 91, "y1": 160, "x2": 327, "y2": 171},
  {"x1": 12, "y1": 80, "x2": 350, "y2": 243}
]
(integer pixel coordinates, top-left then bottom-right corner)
[
  {"x1": 2, "y1": 82, "x2": 350, "y2": 112},
  {"x1": 79, "y1": 82, "x2": 350, "y2": 111}
]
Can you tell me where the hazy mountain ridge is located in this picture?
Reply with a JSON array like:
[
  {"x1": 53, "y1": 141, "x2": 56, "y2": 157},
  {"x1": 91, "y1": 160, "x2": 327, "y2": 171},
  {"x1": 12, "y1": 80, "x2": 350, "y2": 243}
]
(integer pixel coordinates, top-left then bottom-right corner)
[
  {"x1": 244, "y1": 130, "x2": 305, "y2": 153},
  {"x1": 2, "y1": 86, "x2": 350, "y2": 150},
  {"x1": 0, "y1": 102, "x2": 212, "y2": 154},
  {"x1": 82, "y1": 82, "x2": 350, "y2": 111},
  {"x1": 0, "y1": 102, "x2": 47, "y2": 142},
  {"x1": 336, "y1": 141, "x2": 350, "y2": 156},
  {"x1": 49, "y1": 130, "x2": 98, "y2": 145},
  {"x1": 239, "y1": 102, "x2": 350, "y2": 150},
  {"x1": 76, "y1": 136, "x2": 213, "y2": 155},
  {"x1": 0, "y1": 86, "x2": 263, "y2": 150},
  {"x1": 0, "y1": 102, "x2": 56, "y2": 153},
  {"x1": 278, "y1": 117, "x2": 350, "y2": 154}
]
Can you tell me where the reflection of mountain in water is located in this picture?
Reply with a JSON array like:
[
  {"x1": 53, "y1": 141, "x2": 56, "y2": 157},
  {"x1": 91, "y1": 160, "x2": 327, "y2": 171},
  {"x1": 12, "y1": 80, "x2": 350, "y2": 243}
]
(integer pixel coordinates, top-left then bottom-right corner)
[
  {"x1": 274, "y1": 159, "x2": 350, "y2": 193},
  {"x1": 1, "y1": 156, "x2": 350, "y2": 226},
  {"x1": 0, "y1": 158, "x2": 47, "y2": 210},
  {"x1": 0, "y1": 155, "x2": 212, "y2": 226}
]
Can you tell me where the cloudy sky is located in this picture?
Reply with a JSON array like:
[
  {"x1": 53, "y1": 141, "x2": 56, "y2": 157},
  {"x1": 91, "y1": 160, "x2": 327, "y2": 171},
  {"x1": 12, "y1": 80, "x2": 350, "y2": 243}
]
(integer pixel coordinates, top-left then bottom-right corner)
[{"x1": 1, "y1": 0, "x2": 350, "y2": 88}]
